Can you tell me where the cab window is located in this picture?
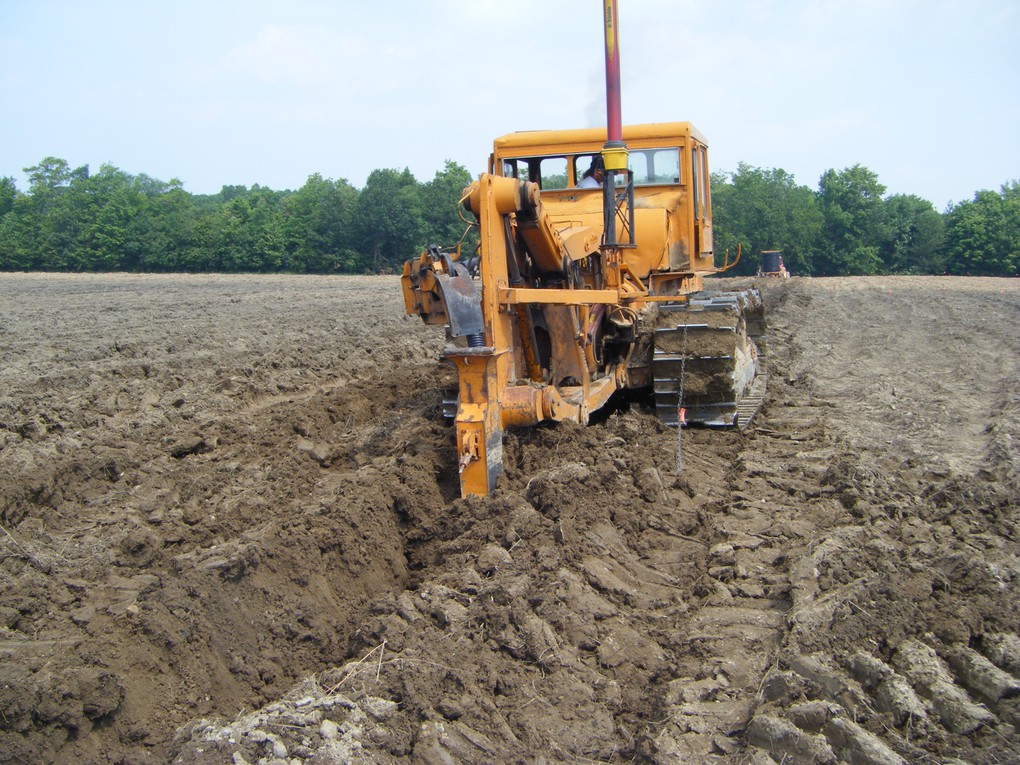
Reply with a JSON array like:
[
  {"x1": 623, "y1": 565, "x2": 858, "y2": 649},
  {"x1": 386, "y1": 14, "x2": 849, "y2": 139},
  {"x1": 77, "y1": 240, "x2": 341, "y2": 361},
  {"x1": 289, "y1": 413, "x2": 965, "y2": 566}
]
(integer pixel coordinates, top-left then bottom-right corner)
[
  {"x1": 628, "y1": 149, "x2": 680, "y2": 185},
  {"x1": 691, "y1": 147, "x2": 702, "y2": 218},
  {"x1": 501, "y1": 157, "x2": 568, "y2": 190}
]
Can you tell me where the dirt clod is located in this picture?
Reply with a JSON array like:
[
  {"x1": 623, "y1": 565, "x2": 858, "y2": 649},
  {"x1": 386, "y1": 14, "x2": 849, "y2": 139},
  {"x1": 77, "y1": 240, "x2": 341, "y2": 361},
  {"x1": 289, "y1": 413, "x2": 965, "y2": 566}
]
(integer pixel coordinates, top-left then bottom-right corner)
[{"x1": 1, "y1": 273, "x2": 1018, "y2": 764}]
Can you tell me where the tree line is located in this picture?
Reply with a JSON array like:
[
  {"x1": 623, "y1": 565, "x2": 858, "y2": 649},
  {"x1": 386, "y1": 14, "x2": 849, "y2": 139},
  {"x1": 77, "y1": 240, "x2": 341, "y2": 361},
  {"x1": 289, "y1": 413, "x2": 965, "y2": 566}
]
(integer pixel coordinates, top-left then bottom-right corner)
[
  {"x1": 0, "y1": 158, "x2": 474, "y2": 274},
  {"x1": 0, "y1": 157, "x2": 1016, "y2": 276},
  {"x1": 712, "y1": 163, "x2": 1018, "y2": 277}
]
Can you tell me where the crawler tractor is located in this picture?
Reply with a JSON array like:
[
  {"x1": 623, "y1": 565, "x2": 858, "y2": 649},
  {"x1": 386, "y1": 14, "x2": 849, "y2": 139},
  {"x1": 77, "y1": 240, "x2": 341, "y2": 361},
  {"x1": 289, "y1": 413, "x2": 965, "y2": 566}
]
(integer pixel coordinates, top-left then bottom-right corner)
[
  {"x1": 758, "y1": 250, "x2": 791, "y2": 278},
  {"x1": 401, "y1": 2, "x2": 766, "y2": 497}
]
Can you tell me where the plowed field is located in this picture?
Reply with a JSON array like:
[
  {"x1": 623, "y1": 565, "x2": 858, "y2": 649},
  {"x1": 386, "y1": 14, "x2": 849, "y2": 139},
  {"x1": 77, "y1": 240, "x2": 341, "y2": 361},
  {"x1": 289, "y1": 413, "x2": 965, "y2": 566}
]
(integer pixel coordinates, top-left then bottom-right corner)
[{"x1": 1, "y1": 273, "x2": 1017, "y2": 765}]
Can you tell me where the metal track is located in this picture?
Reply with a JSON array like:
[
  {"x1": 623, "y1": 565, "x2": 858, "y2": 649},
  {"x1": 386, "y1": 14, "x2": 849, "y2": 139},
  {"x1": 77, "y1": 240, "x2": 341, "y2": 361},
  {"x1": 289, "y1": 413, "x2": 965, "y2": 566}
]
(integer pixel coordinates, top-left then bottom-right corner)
[
  {"x1": 735, "y1": 354, "x2": 767, "y2": 429},
  {"x1": 653, "y1": 290, "x2": 767, "y2": 429}
]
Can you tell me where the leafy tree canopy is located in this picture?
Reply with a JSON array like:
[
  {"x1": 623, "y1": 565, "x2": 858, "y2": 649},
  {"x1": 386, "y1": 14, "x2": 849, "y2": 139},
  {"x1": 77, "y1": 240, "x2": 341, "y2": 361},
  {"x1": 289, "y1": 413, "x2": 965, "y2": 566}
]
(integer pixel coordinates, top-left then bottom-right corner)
[{"x1": 1, "y1": 157, "x2": 1016, "y2": 277}]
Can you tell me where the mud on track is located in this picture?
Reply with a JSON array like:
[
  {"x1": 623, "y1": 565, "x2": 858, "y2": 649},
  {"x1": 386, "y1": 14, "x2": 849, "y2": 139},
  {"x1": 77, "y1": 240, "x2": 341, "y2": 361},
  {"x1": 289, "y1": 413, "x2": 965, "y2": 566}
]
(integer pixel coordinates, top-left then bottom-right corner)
[{"x1": 0, "y1": 273, "x2": 1017, "y2": 764}]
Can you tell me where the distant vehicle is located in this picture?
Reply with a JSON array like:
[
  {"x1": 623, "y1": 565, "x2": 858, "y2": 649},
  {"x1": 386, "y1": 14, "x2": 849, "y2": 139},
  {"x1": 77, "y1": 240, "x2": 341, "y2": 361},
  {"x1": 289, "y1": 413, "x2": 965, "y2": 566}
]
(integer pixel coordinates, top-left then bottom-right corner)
[{"x1": 758, "y1": 250, "x2": 790, "y2": 278}]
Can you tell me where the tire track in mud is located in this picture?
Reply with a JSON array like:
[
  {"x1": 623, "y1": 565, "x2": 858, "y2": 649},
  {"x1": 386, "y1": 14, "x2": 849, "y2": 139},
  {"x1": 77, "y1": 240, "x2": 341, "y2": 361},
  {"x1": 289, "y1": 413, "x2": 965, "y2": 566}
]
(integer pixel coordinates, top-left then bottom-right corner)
[
  {"x1": 644, "y1": 347, "x2": 841, "y2": 760},
  {"x1": 741, "y1": 280, "x2": 1020, "y2": 765}
]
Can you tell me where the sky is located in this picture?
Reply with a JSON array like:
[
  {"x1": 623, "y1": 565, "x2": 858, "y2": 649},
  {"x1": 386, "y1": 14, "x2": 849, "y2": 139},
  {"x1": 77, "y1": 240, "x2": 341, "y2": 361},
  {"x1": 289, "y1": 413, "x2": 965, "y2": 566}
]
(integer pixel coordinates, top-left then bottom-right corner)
[{"x1": 2, "y1": 0, "x2": 1018, "y2": 211}]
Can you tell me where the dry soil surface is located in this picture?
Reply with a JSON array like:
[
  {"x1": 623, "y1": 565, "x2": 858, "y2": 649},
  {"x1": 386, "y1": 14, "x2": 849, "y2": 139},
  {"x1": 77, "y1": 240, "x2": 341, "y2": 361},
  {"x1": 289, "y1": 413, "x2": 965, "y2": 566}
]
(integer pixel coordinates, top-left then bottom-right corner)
[{"x1": 1, "y1": 273, "x2": 1017, "y2": 765}]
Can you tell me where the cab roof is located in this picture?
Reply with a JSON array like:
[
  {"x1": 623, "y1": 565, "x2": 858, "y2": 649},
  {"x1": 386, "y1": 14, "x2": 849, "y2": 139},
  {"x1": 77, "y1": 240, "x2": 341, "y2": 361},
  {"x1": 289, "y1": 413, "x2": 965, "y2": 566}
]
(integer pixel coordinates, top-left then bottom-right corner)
[{"x1": 493, "y1": 122, "x2": 706, "y2": 156}]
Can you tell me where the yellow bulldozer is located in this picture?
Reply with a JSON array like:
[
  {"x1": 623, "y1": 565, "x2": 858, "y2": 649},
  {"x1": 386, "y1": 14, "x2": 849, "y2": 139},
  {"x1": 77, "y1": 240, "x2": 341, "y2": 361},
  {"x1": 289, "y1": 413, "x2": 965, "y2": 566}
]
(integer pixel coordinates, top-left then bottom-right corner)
[{"x1": 401, "y1": 3, "x2": 766, "y2": 497}]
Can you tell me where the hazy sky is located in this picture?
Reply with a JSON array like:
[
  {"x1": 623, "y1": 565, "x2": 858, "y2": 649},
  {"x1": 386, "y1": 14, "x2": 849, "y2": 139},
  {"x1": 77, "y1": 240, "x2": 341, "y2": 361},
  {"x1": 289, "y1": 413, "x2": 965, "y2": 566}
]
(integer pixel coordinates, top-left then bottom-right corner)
[{"x1": 2, "y1": 0, "x2": 1018, "y2": 210}]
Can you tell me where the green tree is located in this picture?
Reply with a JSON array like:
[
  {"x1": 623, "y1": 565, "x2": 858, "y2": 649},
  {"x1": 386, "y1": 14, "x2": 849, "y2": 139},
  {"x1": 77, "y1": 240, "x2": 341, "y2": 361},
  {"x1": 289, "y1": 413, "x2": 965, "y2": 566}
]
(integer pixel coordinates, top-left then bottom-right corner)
[
  {"x1": 944, "y1": 181, "x2": 1020, "y2": 276},
  {"x1": 26, "y1": 157, "x2": 74, "y2": 194},
  {"x1": 354, "y1": 168, "x2": 424, "y2": 272},
  {"x1": 419, "y1": 160, "x2": 475, "y2": 254},
  {"x1": 77, "y1": 163, "x2": 146, "y2": 270},
  {"x1": 0, "y1": 177, "x2": 21, "y2": 269},
  {"x1": 0, "y1": 177, "x2": 16, "y2": 217},
  {"x1": 878, "y1": 194, "x2": 946, "y2": 273},
  {"x1": 282, "y1": 174, "x2": 361, "y2": 272},
  {"x1": 18, "y1": 158, "x2": 93, "y2": 269},
  {"x1": 0, "y1": 193, "x2": 32, "y2": 270},
  {"x1": 212, "y1": 186, "x2": 286, "y2": 272},
  {"x1": 217, "y1": 184, "x2": 249, "y2": 203},
  {"x1": 816, "y1": 164, "x2": 886, "y2": 275},
  {"x1": 711, "y1": 163, "x2": 822, "y2": 275},
  {"x1": 137, "y1": 181, "x2": 198, "y2": 271}
]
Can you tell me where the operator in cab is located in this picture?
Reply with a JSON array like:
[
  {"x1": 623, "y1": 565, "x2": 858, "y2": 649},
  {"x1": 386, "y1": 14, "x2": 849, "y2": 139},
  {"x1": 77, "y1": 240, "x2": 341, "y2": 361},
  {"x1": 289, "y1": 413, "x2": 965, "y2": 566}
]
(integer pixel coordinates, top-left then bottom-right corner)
[{"x1": 577, "y1": 156, "x2": 604, "y2": 188}]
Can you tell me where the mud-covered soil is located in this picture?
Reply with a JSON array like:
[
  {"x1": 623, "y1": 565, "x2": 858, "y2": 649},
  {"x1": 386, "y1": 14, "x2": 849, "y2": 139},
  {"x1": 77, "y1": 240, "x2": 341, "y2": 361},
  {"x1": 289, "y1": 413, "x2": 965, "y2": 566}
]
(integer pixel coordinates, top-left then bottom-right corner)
[{"x1": 1, "y1": 273, "x2": 1017, "y2": 765}]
